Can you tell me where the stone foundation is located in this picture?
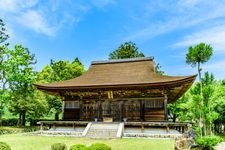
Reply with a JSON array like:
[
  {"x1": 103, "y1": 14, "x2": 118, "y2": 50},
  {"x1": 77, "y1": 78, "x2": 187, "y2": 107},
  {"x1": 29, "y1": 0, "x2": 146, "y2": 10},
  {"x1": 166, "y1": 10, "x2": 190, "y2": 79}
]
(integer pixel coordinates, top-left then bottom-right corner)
[
  {"x1": 32, "y1": 131, "x2": 83, "y2": 137},
  {"x1": 124, "y1": 133, "x2": 182, "y2": 138}
]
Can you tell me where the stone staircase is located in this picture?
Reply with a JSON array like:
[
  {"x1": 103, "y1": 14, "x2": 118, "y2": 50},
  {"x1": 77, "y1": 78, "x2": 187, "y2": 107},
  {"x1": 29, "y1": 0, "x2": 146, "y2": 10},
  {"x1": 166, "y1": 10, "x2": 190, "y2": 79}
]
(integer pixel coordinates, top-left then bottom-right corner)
[{"x1": 84, "y1": 122, "x2": 123, "y2": 139}]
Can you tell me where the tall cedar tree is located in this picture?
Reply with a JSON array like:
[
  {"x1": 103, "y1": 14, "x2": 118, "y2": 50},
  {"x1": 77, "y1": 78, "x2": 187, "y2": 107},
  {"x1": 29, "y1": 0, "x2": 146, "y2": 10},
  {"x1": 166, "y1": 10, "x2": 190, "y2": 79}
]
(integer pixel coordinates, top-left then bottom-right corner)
[{"x1": 186, "y1": 42, "x2": 213, "y2": 136}]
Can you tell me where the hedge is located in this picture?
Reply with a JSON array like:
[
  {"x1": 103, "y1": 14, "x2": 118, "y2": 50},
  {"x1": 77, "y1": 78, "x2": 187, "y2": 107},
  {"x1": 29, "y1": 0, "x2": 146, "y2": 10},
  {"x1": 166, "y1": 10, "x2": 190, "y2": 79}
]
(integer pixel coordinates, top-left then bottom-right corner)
[
  {"x1": 70, "y1": 144, "x2": 89, "y2": 150},
  {"x1": 89, "y1": 143, "x2": 111, "y2": 150},
  {"x1": 51, "y1": 143, "x2": 67, "y2": 150},
  {"x1": 0, "y1": 142, "x2": 11, "y2": 150}
]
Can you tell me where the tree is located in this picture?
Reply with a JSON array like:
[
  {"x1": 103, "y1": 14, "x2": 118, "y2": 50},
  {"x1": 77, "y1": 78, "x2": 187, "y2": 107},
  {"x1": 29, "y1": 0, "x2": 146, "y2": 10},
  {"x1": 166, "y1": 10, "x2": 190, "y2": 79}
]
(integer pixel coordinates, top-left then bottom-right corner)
[
  {"x1": 186, "y1": 43, "x2": 213, "y2": 85},
  {"x1": 186, "y1": 43, "x2": 213, "y2": 136},
  {"x1": 201, "y1": 72, "x2": 217, "y2": 135},
  {"x1": 109, "y1": 41, "x2": 164, "y2": 74},
  {"x1": 26, "y1": 90, "x2": 48, "y2": 125},
  {"x1": 0, "y1": 19, "x2": 48, "y2": 126},
  {"x1": 7, "y1": 45, "x2": 38, "y2": 126},
  {"x1": 108, "y1": 41, "x2": 144, "y2": 59},
  {"x1": 0, "y1": 18, "x2": 10, "y2": 124},
  {"x1": 168, "y1": 93, "x2": 191, "y2": 122},
  {"x1": 213, "y1": 81, "x2": 225, "y2": 133},
  {"x1": 0, "y1": 19, "x2": 9, "y2": 44},
  {"x1": 37, "y1": 58, "x2": 84, "y2": 120}
]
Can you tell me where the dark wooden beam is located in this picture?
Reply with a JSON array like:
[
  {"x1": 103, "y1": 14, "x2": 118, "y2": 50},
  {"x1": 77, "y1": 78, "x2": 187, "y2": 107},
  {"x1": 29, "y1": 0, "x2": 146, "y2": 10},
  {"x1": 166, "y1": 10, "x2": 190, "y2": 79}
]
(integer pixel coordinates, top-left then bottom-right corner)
[{"x1": 164, "y1": 94, "x2": 168, "y2": 121}]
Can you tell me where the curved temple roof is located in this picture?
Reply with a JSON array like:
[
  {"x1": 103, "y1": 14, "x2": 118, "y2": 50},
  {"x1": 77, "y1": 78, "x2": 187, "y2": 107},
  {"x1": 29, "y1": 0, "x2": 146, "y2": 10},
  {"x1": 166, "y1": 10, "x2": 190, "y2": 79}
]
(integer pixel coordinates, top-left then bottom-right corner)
[{"x1": 34, "y1": 57, "x2": 196, "y2": 102}]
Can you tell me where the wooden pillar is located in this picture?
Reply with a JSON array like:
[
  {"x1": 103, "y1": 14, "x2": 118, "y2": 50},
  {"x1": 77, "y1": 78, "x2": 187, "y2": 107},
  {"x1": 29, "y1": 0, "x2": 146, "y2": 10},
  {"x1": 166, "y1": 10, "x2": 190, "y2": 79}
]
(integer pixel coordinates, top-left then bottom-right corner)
[
  {"x1": 40, "y1": 122, "x2": 43, "y2": 131},
  {"x1": 140, "y1": 100, "x2": 144, "y2": 121},
  {"x1": 79, "y1": 101, "x2": 83, "y2": 121},
  {"x1": 164, "y1": 94, "x2": 168, "y2": 121},
  {"x1": 62, "y1": 101, "x2": 65, "y2": 120},
  {"x1": 119, "y1": 101, "x2": 122, "y2": 121},
  {"x1": 122, "y1": 101, "x2": 126, "y2": 121},
  {"x1": 97, "y1": 100, "x2": 100, "y2": 120}
]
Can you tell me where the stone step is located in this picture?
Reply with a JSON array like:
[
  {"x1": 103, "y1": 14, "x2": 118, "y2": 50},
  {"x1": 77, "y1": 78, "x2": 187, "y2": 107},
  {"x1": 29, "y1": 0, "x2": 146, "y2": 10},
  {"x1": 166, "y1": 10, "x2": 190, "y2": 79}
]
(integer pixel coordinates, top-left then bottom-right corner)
[
  {"x1": 85, "y1": 123, "x2": 120, "y2": 139},
  {"x1": 90, "y1": 126, "x2": 118, "y2": 129}
]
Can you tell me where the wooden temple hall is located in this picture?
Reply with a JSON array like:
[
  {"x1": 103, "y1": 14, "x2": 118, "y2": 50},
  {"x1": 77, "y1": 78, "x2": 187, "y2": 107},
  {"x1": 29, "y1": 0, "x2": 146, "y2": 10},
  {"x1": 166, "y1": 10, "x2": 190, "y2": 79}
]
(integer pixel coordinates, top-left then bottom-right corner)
[{"x1": 35, "y1": 57, "x2": 196, "y2": 122}]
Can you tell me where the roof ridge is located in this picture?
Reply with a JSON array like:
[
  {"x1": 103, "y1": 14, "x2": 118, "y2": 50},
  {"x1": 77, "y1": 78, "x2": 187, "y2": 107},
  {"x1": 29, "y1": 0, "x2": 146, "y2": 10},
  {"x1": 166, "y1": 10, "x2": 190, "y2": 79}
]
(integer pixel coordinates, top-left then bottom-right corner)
[{"x1": 91, "y1": 57, "x2": 154, "y2": 65}]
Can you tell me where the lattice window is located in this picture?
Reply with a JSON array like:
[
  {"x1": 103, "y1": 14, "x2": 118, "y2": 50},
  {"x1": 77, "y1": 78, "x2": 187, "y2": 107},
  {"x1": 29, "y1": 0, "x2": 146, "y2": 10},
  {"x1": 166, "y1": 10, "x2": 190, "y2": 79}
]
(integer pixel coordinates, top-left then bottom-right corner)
[
  {"x1": 144, "y1": 99, "x2": 164, "y2": 108},
  {"x1": 65, "y1": 101, "x2": 80, "y2": 108}
]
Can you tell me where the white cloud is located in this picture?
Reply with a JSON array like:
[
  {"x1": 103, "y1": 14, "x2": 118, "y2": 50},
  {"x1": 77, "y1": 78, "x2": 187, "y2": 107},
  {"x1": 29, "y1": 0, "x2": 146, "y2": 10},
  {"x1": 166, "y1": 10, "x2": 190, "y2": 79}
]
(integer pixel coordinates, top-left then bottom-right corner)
[
  {"x1": 174, "y1": 25, "x2": 225, "y2": 53},
  {"x1": 0, "y1": 0, "x2": 38, "y2": 13},
  {"x1": 17, "y1": 10, "x2": 56, "y2": 36},
  {"x1": 0, "y1": 0, "x2": 18, "y2": 12},
  {"x1": 204, "y1": 60, "x2": 225, "y2": 70},
  {"x1": 0, "y1": 0, "x2": 55, "y2": 36},
  {"x1": 124, "y1": 0, "x2": 225, "y2": 42},
  {"x1": 203, "y1": 60, "x2": 225, "y2": 79},
  {"x1": 0, "y1": 0, "x2": 86, "y2": 37}
]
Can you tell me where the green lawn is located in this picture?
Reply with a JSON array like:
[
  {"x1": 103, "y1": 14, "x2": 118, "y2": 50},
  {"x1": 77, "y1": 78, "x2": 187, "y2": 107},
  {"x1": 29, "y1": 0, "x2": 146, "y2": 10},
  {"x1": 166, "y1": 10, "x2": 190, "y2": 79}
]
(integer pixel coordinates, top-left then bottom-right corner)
[{"x1": 0, "y1": 133, "x2": 175, "y2": 150}]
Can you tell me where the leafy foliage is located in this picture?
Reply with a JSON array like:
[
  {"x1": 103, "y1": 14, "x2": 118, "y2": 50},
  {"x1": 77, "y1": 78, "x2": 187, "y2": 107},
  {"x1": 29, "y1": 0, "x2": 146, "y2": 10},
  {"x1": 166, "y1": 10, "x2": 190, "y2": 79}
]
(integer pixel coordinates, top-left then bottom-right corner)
[
  {"x1": 6, "y1": 45, "x2": 46, "y2": 126},
  {"x1": 37, "y1": 58, "x2": 84, "y2": 120},
  {"x1": 186, "y1": 43, "x2": 213, "y2": 67},
  {"x1": 0, "y1": 19, "x2": 9, "y2": 44},
  {"x1": 0, "y1": 118, "x2": 18, "y2": 126},
  {"x1": 89, "y1": 143, "x2": 111, "y2": 150},
  {"x1": 108, "y1": 41, "x2": 164, "y2": 74},
  {"x1": 167, "y1": 93, "x2": 191, "y2": 122},
  {"x1": 0, "y1": 142, "x2": 11, "y2": 150},
  {"x1": 168, "y1": 72, "x2": 225, "y2": 136},
  {"x1": 51, "y1": 143, "x2": 67, "y2": 150},
  {"x1": 196, "y1": 136, "x2": 222, "y2": 150},
  {"x1": 186, "y1": 43, "x2": 213, "y2": 137},
  {"x1": 108, "y1": 41, "x2": 144, "y2": 59},
  {"x1": 0, "y1": 18, "x2": 10, "y2": 123},
  {"x1": 69, "y1": 144, "x2": 89, "y2": 150},
  {"x1": 0, "y1": 126, "x2": 38, "y2": 135},
  {"x1": 155, "y1": 63, "x2": 165, "y2": 75}
]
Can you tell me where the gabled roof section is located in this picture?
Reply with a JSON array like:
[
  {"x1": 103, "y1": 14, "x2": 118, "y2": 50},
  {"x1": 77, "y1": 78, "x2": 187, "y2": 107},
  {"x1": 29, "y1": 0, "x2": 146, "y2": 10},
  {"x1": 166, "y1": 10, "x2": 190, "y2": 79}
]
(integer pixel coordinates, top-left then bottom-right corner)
[
  {"x1": 35, "y1": 57, "x2": 196, "y2": 90},
  {"x1": 91, "y1": 57, "x2": 154, "y2": 65}
]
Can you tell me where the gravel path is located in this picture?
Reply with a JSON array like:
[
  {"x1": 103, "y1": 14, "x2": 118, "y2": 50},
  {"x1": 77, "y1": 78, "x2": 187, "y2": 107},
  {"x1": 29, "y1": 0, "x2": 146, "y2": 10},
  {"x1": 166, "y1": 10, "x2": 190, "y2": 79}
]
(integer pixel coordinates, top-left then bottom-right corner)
[{"x1": 215, "y1": 142, "x2": 225, "y2": 150}]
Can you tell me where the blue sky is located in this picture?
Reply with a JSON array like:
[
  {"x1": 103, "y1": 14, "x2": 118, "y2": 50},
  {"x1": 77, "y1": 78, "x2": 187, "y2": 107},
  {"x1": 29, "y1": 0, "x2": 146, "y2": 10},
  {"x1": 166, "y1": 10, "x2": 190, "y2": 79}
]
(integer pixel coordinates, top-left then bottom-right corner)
[{"x1": 0, "y1": 0, "x2": 225, "y2": 79}]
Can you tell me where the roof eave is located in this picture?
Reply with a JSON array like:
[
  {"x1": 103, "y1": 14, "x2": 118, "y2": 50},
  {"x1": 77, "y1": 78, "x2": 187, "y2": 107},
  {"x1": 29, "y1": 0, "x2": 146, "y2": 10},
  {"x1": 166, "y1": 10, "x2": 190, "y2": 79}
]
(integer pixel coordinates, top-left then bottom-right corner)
[{"x1": 34, "y1": 74, "x2": 197, "y2": 91}]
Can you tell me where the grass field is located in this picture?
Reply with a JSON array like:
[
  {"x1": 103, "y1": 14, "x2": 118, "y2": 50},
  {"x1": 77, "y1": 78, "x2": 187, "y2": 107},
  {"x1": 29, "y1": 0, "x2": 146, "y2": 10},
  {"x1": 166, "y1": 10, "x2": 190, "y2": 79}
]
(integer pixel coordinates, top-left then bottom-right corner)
[{"x1": 0, "y1": 133, "x2": 175, "y2": 150}]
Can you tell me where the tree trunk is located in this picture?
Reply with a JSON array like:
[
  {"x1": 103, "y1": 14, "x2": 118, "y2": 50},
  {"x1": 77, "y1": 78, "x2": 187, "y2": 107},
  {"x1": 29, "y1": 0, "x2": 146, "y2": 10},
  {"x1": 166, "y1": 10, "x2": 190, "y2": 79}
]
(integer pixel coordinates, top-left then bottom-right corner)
[
  {"x1": 197, "y1": 62, "x2": 204, "y2": 137},
  {"x1": 0, "y1": 110, "x2": 2, "y2": 126},
  {"x1": 21, "y1": 111, "x2": 26, "y2": 126},
  {"x1": 173, "y1": 114, "x2": 177, "y2": 122},
  {"x1": 55, "y1": 112, "x2": 59, "y2": 121},
  {"x1": 209, "y1": 99, "x2": 213, "y2": 135},
  {"x1": 0, "y1": 71, "x2": 7, "y2": 126},
  {"x1": 17, "y1": 113, "x2": 22, "y2": 126}
]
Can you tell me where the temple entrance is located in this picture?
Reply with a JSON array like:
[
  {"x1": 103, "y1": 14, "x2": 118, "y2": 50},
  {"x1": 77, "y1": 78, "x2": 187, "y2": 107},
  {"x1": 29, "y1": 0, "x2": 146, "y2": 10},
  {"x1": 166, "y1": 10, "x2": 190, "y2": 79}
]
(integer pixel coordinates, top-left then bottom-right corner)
[
  {"x1": 78, "y1": 100, "x2": 142, "y2": 122},
  {"x1": 102, "y1": 101, "x2": 123, "y2": 121}
]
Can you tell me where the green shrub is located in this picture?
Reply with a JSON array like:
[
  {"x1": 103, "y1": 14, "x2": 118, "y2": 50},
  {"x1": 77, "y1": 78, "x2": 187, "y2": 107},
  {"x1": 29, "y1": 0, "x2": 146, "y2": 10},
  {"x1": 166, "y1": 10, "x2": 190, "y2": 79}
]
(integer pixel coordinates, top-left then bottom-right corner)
[
  {"x1": 0, "y1": 127, "x2": 22, "y2": 135},
  {"x1": 1, "y1": 118, "x2": 18, "y2": 126},
  {"x1": 196, "y1": 136, "x2": 222, "y2": 150},
  {"x1": 22, "y1": 126, "x2": 39, "y2": 132},
  {"x1": 51, "y1": 143, "x2": 67, "y2": 150},
  {"x1": 0, "y1": 142, "x2": 11, "y2": 150},
  {"x1": 0, "y1": 126, "x2": 38, "y2": 135},
  {"x1": 70, "y1": 144, "x2": 89, "y2": 150},
  {"x1": 89, "y1": 143, "x2": 111, "y2": 150}
]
